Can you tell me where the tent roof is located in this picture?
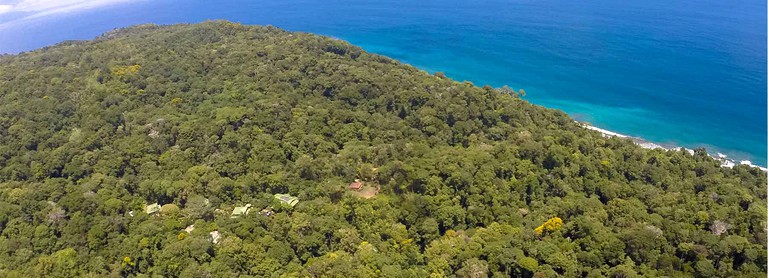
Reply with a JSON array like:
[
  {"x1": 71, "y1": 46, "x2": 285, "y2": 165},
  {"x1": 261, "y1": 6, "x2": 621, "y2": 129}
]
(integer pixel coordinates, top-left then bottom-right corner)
[
  {"x1": 145, "y1": 203, "x2": 161, "y2": 214},
  {"x1": 274, "y1": 194, "x2": 299, "y2": 207},
  {"x1": 231, "y1": 204, "x2": 252, "y2": 217}
]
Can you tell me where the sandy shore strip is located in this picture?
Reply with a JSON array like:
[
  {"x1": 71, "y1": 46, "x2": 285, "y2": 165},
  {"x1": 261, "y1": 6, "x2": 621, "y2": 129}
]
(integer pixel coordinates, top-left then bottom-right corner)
[
  {"x1": 577, "y1": 121, "x2": 767, "y2": 172},
  {"x1": 583, "y1": 125, "x2": 628, "y2": 138}
]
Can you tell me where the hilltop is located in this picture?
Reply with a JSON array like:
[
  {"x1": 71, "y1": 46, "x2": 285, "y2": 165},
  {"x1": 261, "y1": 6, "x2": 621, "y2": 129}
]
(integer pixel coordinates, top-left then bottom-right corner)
[{"x1": 0, "y1": 21, "x2": 765, "y2": 277}]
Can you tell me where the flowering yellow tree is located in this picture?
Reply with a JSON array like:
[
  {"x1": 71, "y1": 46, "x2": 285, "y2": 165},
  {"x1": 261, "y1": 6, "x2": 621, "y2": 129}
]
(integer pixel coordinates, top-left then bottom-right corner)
[
  {"x1": 534, "y1": 217, "x2": 563, "y2": 236},
  {"x1": 110, "y1": 64, "x2": 141, "y2": 77}
]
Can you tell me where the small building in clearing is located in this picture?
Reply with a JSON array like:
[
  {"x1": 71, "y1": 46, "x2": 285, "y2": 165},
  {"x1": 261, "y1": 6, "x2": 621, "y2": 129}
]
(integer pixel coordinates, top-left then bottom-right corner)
[
  {"x1": 231, "y1": 204, "x2": 252, "y2": 218},
  {"x1": 348, "y1": 180, "x2": 363, "y2": 191},
  {"x1": 274, "y1": 194, "x2": 299, "y2": 207}
]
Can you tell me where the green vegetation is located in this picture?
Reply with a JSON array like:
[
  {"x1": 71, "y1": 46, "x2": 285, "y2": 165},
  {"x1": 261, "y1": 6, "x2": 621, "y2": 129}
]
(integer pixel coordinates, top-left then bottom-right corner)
[{"x1": 0, "y1": 21, "x2": 765, "y2": 277}]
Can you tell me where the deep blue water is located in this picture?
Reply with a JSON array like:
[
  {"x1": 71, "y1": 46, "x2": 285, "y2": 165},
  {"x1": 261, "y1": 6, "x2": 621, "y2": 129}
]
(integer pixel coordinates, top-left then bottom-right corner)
[{"x1": 1, "y1": 0, "x2": 765, "y2": 165}]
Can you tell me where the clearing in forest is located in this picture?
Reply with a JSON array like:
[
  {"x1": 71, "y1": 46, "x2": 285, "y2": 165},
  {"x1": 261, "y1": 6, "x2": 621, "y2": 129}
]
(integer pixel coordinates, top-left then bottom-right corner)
[{"x1": 350, "y1": 185, "x2": 380, "y2": 199}]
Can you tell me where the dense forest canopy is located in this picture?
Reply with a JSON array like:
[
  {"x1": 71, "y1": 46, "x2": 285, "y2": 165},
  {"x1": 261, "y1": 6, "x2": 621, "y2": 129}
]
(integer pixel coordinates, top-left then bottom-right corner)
[{"x1": 0, "y1": 21, "x2": 765, "y2": 277}]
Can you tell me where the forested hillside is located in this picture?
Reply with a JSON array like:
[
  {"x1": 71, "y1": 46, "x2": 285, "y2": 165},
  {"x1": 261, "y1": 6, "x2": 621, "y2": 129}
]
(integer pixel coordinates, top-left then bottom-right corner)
[{"x1": 0, "y1": 21, "x2": 765, "y2": 277}]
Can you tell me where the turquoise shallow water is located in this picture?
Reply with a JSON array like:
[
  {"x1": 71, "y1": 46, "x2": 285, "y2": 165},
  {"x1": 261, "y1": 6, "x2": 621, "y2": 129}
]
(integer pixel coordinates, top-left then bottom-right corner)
[{"x1": 1, "y1": 0, "x2": 765, "y2": 165}]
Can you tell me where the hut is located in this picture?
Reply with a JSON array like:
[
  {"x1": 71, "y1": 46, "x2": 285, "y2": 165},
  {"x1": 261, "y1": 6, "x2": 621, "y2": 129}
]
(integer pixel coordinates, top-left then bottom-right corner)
[
  {"x1": 231, "y1": 204, "x2": 252, "y2": 218},
  {"x1": 274, "y1": 194, "x2": 299, "y2": 207},
  {"x1": 348, "y1": 180, "x2": 363, "y2": 191},
  {"x1": 145, "y1": 203, "x2": 161, "y2": 215}
]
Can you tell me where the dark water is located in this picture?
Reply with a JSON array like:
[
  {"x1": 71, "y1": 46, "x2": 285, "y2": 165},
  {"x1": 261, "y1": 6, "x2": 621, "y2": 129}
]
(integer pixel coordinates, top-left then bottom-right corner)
[{"x1": 1, "y1": 0, "x2": 765, "y2": 165}]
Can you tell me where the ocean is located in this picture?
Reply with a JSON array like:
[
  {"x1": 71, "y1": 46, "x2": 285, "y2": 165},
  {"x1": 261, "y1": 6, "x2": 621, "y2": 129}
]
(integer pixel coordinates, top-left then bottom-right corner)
[{"x1": 1, "y1": 0, "x2": 765, "y2": 165}]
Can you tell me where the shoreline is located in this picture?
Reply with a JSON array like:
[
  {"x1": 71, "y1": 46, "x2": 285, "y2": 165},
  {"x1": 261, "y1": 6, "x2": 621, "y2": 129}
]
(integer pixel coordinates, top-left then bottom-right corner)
[{"x1": 578, "y1": 122, "x2": 768, "y2": 172}]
